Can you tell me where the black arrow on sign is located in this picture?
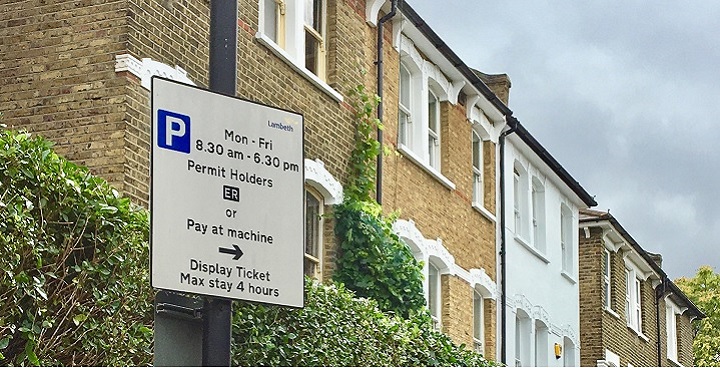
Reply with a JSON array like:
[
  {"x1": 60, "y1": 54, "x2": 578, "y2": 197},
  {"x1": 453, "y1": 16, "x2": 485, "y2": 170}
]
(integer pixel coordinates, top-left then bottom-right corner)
[{"x1": 218, "y1": 244, "x2": 244, "y2": 260}]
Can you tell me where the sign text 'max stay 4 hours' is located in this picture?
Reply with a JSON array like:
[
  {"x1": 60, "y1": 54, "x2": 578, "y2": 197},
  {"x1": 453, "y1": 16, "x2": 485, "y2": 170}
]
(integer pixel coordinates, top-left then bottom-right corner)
[{"x1": 151, "y1": 77, "x2": 304, "y2": 307}]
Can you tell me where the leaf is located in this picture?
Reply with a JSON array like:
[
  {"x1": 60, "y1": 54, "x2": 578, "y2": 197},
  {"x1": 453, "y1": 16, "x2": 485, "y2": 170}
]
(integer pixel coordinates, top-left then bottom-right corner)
[
  {"x1": 73, "y1": 314, "x2": 87, "y2": 326},
  {"x1": 0, "y1": 336, "x2": 9, "y2": 350}
]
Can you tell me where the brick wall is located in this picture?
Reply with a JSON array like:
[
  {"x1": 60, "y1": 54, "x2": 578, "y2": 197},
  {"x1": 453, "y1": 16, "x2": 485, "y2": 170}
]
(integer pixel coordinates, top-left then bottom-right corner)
[
  {"x1": 578, "y1": 226, "x2": 604, "y2": 367},
  {"x1": 676, "y1": 313, "x2": 694, "y2": 366},
  {"x1": 579, "y1": 223, "x2": 690, "y2": 367},
  {"x1": 0, "y1": 0, "x2": 130, "y2": 193},
  {"x1": 2, "y1": 0, "x2": 499, "y2": 354},
  {"x1": 380, "y1": 30, "x2": 498, "y2": 355},
  {"x1": 605, "y1": 245, "x2": 659, "y2": 366}
]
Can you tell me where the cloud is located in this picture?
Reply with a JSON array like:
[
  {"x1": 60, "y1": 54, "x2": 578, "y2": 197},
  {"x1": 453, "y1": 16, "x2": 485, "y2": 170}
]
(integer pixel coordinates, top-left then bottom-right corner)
[{"x1": 410, "y1": 0, "x2": 720, "y2": 278}]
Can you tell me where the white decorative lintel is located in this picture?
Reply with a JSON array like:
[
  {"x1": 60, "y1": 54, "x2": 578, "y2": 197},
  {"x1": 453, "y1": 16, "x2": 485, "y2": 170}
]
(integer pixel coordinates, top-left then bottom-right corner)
[
  {"x1": 365, "y1": 0, "x2": 385, "y2": 26},
  {"x1": 115, "y1": 53, "x2": 196, "y2": 90},
  {"x1": 465, "y1": 94, "x2": 481, "y2": 121},
  {"x1": 304, "y1": 159, "x2": 343, "y2": 205},
  {"x1": 447, "y1": 80, "x2": 465, "y2": 105},
  {"x1": 392, "y1": 18, "x2": 405, "y2": 50}
]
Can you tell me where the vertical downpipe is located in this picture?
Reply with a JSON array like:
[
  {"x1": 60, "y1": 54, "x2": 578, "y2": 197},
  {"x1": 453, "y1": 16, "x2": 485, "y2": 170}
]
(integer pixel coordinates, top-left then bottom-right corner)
[
  {"x1": 656, "y1": 278, "x2": 667, "y2": 366},
  {"x1": 499, "y1": 120, "x2": 516, "y2": 364},
  {"x1": 375, "y1": 0, "x2": 398, "y2": 205}
]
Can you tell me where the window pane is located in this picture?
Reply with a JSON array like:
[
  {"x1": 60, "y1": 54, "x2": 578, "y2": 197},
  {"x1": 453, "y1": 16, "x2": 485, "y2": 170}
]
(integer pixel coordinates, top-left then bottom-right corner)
[
  {"x1": 473, "y1": 292, "x2": 483, "y2": 339},
  {"x1": 399, "y1": 111, "x2": 410, "y2": 145},
  {"x1": 473, "y1": 292, "x2": 484, "y2": 353},
  {"x1": 625, "y1": 270, "x2": 632, "y2": 325},
  {"x1": 305, "y1": 31, "x2": 318, "y2": 74},
  {"x1": 428, "y1": 264, "x2": 440, "y2": 320},
  {"x1": 304, "y1": 0, "x2": 322, "y2": 33},
  {"x1": 400, "y1": 64, "x2": 411, "y2": 107},
  {"x1": 473, "y1": 172, "x2": 482, "y2": 204},
  {"x1": 428, "y1": 91, "x2": 438, "y2": 133},
  {"x1": 305, "y1": 191, "x2": 320, "y2": 256},
  {"x1": 472, "y1": 131, "x2": 481, "y2": 170},
  {"x1": 603, "y1": 251, "x2": 609, "y2": 276},
  {"x1": 264, "y1": 0, "x2": 278, "y2": 42},
  {"x1": 428, "y1": 136, "x2": 438, "y2": 167},
  {"x1": 304, "y1": 257, "x2": 318, "y2": 277}
]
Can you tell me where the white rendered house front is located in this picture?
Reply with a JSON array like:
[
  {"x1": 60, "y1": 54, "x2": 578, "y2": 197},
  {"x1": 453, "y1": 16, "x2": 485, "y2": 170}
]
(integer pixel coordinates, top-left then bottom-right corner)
[{"x1": 501, "y1": 127, "x2": 595, "y2": 367}]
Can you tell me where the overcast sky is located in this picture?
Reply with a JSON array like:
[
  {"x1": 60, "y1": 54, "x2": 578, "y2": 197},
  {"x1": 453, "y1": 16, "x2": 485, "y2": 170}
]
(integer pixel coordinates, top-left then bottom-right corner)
[{"x1": 408, "y1": 0, "x2": 720, "y2": 279}]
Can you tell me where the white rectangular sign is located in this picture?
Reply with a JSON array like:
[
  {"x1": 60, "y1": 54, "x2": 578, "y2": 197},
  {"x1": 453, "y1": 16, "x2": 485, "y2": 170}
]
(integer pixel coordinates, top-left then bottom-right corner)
[{"x1": 150, "y1": 77, "x2": 304, "y2": 307}]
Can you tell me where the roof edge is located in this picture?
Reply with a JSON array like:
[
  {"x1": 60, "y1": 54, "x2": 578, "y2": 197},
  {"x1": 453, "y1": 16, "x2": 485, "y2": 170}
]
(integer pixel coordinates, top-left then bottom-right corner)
[{"x1": 579, "y1": 211, "x2": 705, "y2": 319}]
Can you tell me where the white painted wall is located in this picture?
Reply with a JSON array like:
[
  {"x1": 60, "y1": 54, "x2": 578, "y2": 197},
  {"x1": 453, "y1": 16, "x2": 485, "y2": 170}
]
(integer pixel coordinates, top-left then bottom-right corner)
[{"x1": 501, "y1": 134, "x2": 586, "y2": 367}]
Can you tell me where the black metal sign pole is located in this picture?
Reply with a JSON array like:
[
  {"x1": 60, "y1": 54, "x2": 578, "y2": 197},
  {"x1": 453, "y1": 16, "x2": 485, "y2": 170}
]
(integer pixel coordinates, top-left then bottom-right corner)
[{"x1": 203, "y1": 0, "x2": 237, "y2": 366}]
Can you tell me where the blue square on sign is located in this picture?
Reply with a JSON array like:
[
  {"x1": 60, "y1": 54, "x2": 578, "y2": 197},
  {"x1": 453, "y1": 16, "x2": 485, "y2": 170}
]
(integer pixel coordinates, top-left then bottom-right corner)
[{"x1": 157, "y1": 109, "x2": 191, "y2": 153}]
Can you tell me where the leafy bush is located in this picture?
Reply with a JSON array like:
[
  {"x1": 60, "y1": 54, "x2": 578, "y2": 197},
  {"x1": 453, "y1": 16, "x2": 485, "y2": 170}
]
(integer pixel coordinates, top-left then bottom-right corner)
[
  {"x1": 0, "y1": 130, "x2": 153, "y2": 366},
  {"x1": 0, "y1": 126, "x2": 492, "y2": 366},
  {"x1": 332, "y1": 85, "x2": 426, "y2": 317},
  {"x1": 232, "y1": 279, "x2": 494, "y2": 367},
  {"x1": 333, "y1": 200, "x2": 425, "y2": 317}
]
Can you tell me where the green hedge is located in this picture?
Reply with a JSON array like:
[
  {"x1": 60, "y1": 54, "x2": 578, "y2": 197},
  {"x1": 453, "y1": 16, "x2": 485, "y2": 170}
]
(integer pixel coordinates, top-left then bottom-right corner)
[
  {"x1": 233, "y1": 279, "x2": 494, "y2": 367},
  {"x1": 0, "y1": 129, "x2": 496, "y2": 366},
  {"x1": 0, "y1": 130, "x2": 153, "y2": 366}
]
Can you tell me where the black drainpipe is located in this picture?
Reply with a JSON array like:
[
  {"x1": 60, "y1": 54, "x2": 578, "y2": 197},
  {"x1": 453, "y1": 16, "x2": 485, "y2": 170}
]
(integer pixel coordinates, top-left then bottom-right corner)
[
  {"x1": 499, "y1": 117, "x2": 517, "y2": 364},
  {"x1": 375, "y1": 0, "x2": 398, "y2": 205},
  {"x1": 655, "y1": 277, "x2": 668, "y2": 366}
]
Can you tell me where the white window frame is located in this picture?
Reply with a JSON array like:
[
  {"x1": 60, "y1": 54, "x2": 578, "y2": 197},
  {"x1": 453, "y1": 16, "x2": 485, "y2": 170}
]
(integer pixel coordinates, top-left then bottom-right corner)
[
  {"x1": 560, "y1": 204, "x2": 574, "y2": 275},
  {"x1": 634, "y1": 278, "x2": 642, "y2": 331},
  {"x1": 514, "y1": 168, "x2": 522, "y2": 235},
  {"x1": 472, "y1": 130, "x2": 483, "y2": 206},
  {"x1": 625, "y1": 268, "x2": 643, "y2": 332},
  {"x1": 515, "y1": 310, "x2": 531, "y2": 367},
  {"x1": 303, "y1": 0, "x2": 327, "y2": 78},
  {"x1": 428, "y1": 262, "x2": 442, "y2": 330},
  {"x1": 395, "y1": 43, "x2": 456, "y2": 188},
  {"x1": 427, "y1": 90, "x2": 441, "y2": 169},
  {"x1": 473, "y1": 290, "x2": 485, "y2": 354},
  {"x1": 530, "y1": 177, "x2": 545, "y2": 252},
  {"x1": 563, "y1": 337, "x2": 576, "y2": 367},
  {"x1": 259, "y1": 0, "x2": 326, "y2": 79},
  {"x1": 304, "y1": 188, "x2": 323, "y2": 279},
  {"x1": 262, "y1": 0, "x2": 286, "y2": 47},
  {"x1": 257, "y1": 0, "x2": 342, "y2": 101},
  {"x1": 399, "y1": 62, "x2": 413, "y2": 148},
  {"x1": 534, "y1": 321, "x2": 548, "y2": 367},
  {"x1": 666, "y1": 305, "x2": 678, "y2": 362},
  {"x1": 603, "y1": 249, "x2": 612, "y2": 309}
]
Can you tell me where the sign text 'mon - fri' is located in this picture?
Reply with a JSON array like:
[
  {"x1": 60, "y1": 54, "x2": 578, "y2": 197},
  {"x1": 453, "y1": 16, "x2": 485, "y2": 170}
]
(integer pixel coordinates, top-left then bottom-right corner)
[{"x1": 150, "y1": 77, "x2": 304, "y2": 307}]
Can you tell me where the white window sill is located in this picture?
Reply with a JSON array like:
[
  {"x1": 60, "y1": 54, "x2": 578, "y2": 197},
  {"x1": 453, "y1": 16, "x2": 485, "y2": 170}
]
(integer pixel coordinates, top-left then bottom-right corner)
[
  {"x1": 604, "y1": 307, "x2": 621, "y2": 320},
  {"x1": 627, "y1": 325, "x2": 650, "y2": 342},
  {"x1": 255, "y1": 33, "x2": 343, "y2": 103},
  {"x1": 472, "y1": 203, "x2": 496, "y2": 223},
  {"x1": 514, "y1": 234, "x2": 550, "y2": 264},
  {"x1": 561, "y1": 270, "x2": 577, "y2": 284},
  {"x1": 398, "y1": 144, "x2": 456, "y2": 190},
  {"x1": 667, "y1": 357, "x2": 682, "y2": 367}
]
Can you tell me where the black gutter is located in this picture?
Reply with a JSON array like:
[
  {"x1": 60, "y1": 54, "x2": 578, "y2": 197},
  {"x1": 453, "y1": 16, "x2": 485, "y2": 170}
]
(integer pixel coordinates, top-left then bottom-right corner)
[
  {"x1": 499, "y1": 116, "x2": 518, "y2": 364},
  {"x1": 375, "y1": 0, "x2": 399, "y2": 205}
]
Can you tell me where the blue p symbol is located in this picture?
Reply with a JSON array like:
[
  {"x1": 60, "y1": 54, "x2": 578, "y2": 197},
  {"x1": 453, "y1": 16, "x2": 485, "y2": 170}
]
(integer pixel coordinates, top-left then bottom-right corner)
[{"x1": 158, "y1": 109, "x2": 191, "y2": 153}]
